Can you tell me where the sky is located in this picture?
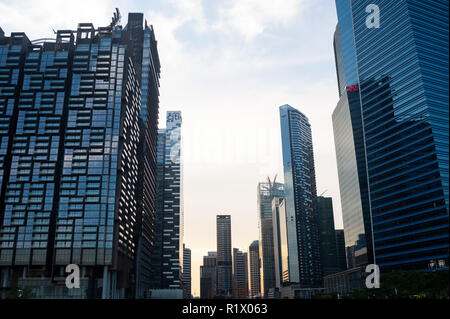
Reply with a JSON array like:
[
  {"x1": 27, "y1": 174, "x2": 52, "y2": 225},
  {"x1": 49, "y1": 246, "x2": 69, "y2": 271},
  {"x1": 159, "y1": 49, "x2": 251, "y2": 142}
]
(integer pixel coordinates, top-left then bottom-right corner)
[{"x1": 0, "y1": 0, "x2": 341, "y2": 297}]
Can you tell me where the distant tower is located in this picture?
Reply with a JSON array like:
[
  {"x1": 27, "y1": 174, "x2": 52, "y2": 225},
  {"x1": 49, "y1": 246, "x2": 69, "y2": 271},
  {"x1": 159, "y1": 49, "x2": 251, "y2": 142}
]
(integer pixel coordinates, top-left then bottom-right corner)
[
  {"x1": 335, "y1": 230, "x2": 347, "y2": 271},
  {"x1": 232, "y1": 248, "x2": 249, "y2": 299},
  {"x1": 257, "y1": 177, "x2": 284, "y2": 297},
  {"x1": 183, "y1": 244, "x2": 191, "y2": 298},
  {"x1": 248, "y1": 240, "x2": 261, "y2": 298},
  {"x1": 200, "y1": 252, "x2": 217, "y2": 299},
  {"x1": 152, "y1": 111, "x2": 183, "y2": 289},
  {"x1": 317, "y1": 196, "x2": 339, "y2": 276},
  {"x1": 216, "y1": 215, "x2": 232, "y2": 297}
]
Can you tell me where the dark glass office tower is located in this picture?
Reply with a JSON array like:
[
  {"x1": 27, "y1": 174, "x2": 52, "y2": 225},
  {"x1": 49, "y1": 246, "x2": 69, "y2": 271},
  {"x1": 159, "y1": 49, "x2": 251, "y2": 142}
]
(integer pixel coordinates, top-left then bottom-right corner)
[
  {"x1": 216, "y1": 215, "x2": 232, "y2": 297},
  {"x1": 317, "y1": 196, "x2": 339, "y2": 276},
  {"x1": 335, "y1": 230, "x2": 347, "y2": 271},
  {"x1": 257, "y1": 180, "x2": 284, "y2": 297},
  {"x1": 332, "y1": 14, "x2": 373, "y2": 269},
  {"x1": 248, "y1": 240, "x2": 261, "y2": 298},
  {"x1": 151, "y1": 111, "x2": 183, "y2": 289},
  {"x1": 0, "y1": 12, "x2": 161, "y2": 299},
  {"x1": 200, "y1": 251, "x2": 217, "y2": 299},
  {"x1": 232, "y1": 248, "x2": 248, "y2": 299},
  {"x1": 335, "y1": 0, "x2": 449, "y2": 271},
  {"x1": 279, "y1": 105, "x2": 322, "y2": 287},
  {"x1": 182, "y1": 244, "x2": 191, "y2": 298}
]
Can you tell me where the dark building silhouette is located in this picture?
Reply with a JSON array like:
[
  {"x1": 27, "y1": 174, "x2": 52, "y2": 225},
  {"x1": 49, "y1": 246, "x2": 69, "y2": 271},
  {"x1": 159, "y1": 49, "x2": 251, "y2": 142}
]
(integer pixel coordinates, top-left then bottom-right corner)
[
  {"x1": 335, "y1": 230, "x2": 346, "y2": 271},
  {"x1": 232, "y1": 248, "x2": 248, "y2": 299},
  {"x1": 200, "y1": 251, "x2": 216, "y2": 299},
  {"x1": 317, "y1": 196, "x2": 339, "y2": 277},
  {"x1": 248, "y1": 240, "x2": 261, "y2": 298},
  {"x1": 216, "y1": 215, "x2": 232, "y2": 297}
]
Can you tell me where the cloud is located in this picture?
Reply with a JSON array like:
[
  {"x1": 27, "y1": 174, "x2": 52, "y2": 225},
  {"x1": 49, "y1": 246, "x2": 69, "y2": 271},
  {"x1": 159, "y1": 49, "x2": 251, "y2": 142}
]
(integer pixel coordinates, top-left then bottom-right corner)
[
  {"x1": 0, "y1": 0, "x2": 113, "y2": 39},
  {"x1": 214, "y1": 0, "x2": 306, "y2": 40}
]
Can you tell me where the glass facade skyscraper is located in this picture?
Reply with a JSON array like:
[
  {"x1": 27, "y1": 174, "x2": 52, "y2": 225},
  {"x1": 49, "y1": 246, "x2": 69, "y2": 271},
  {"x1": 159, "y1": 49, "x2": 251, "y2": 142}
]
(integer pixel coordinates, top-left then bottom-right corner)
[
  {"x1": 216, "y1": 215, "x2": 232, "y2": 297},
  {"x1": 0, "y1": 12, "x2": 161, "y2": 299},
  {"x1": 248, "y1": 240, "x2": 261, "y2": 298},
  {"x1": 151, "y1": 111, "x2": 183, "y2": 289},
  {"x1": 317, "y1": 196, "x2": 339, "y2": 277},
  {"x1": 271, "y1": 196, "x2": 290, "y2": 288},
  {"x1": 232, "y1": 248, "x2": 248, "y2": 299},
  {"x1": 182, "y1": 244, "x2": 191, "y2": 298},
  {"x1": 333, "y1": 4, "x2": 373, "y2": 269},
  {"x1": 257, "y1": 180, "x2": 284, "y2": 296},
  {"x1": 279, "y1": 104, "x2": 322, "y2": 287},
  {"x1": 335, "y1": 229, "x2": 347, "y2": 271},
  {"x1": 334, "y1": 0, "x2": 449, "y2": 271},
  {"x1": 200, "y1": 251, "x2": 217, "y2": 299}
]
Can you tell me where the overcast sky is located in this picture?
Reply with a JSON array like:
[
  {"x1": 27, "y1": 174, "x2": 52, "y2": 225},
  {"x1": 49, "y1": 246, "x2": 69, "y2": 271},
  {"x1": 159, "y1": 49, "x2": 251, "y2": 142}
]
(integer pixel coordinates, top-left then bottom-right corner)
[{"x1": 0, "y1": 0, "x2": 341, "y2": 297}]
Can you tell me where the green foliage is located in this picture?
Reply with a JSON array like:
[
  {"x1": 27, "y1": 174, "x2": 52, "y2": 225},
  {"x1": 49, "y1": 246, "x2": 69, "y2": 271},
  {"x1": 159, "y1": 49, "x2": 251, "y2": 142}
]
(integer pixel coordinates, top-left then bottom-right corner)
[
  {"x1": 4, "y1": 287, "x2": 34, "y2": 299},
  {"x1": 345, "y1": 270, "x2": 449, "y2": 299}
]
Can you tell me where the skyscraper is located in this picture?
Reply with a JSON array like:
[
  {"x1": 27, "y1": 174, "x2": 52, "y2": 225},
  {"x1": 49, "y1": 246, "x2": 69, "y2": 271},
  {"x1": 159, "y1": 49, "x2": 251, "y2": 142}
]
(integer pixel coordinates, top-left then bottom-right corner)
[
  {"x1": 334, "y1": 0, "x2": 449, "y2": 271},
  {"x1": 248, "y1": 240, "x2": 261, "y2": 299},
  {"x1": 151, "y1": 111, "x2": 183, "y2": 289},
  {"x1": 130, "y1": 12, "x2": 161, "y2": 300},
  {"x1": 216, "y1": 215, "x2": 232, "y2": 297},
  {"x1": 332, "y1": 19, "x2": 373, "y2": 270},
  {"x1": 0, "y1": 12, "x2": 161, "y2": 299},
  {"x1": 232, "y1": 248, "x2": 248, "y2": 299},
  {"x1": 200, "y1": 251, "x2": 217, "y2": 299},
  {"x1": 317, "y1": 196, "x2": 339, "y2": 277},
  {"x1": 272, "y1": 196, "x2": 290, "y2": 288},
  {"x1": 335, "y1": 229, "x2": 347, "y2": 271},
  {"x1": 279, "y1": 104, "x2": 322, "y2": 287},
  {"x1": 182, "y1": 244, "x2": 191, "y2": 298},
  {"x1": 257, "y1": 179, "x2": 284, "y2": 297}
]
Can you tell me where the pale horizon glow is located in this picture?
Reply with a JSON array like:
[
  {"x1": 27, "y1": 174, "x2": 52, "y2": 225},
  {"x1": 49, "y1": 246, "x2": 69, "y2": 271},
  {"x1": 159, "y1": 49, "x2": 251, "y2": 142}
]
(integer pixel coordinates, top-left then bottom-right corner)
[{"x1": 1, "y1": 0, "x2": 341, "y2": 298}]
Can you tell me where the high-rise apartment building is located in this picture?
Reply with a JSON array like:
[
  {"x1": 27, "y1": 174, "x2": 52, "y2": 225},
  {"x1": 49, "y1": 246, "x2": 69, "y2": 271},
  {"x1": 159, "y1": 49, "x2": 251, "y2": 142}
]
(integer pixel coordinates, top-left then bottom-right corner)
[
  {"x1": 317, "y1": 196, "x2": 339, "y2": 277},
  {"x1": 232, "y1": 248, "x2": 248, "y2": 299},
  {"x1": 200, "y1": 251, "x2": 217, "y2": 299},
  {"x1": 248, "y1": 240, "x2": 261, "y2": 299},
  {"x1": 333, "y1": 0, "x2": 449, "y2": 271},
  {"x1": 216, "y1": 215, "x2": 232, "y2": 297},
  {"x1": 182, "y1": 244, "x2": 191, "y2": 298},
  {"x1": 279, "y1": 104, "x2": 322, "y2": 287},
  {"x1": 257, "y1": 180, "x2": 284, "y2": 297},
  {"x1": 151, "y1": 111, "x2": 183, "y2": 289},
  {"x1": 133, "y1": 13, "x2": 162, "y2": 299},
  {"x1": 0, "y1": 12, "x2": 161, "y2": 299}
]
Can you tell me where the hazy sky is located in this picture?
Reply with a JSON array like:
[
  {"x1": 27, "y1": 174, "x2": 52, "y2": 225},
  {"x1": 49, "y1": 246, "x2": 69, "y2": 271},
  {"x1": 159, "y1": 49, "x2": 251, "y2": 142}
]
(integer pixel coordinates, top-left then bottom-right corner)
[{"x1": 0, "y1": 0, "x2": 341, "y2": 297}]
